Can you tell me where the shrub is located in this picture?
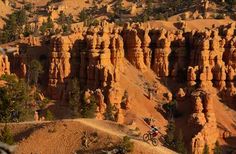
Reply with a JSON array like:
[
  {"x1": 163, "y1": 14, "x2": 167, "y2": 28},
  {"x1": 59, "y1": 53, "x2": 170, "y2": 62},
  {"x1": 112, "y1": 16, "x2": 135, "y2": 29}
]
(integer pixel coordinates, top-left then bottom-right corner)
[
  {"x1": 0, "y1": 125, "x2": 14, "y2": 145},
  {"x1": 203, "y1": 144, "x2": 210, "y2": 154},
  {"x1": 164, "y1": 120, "x2": 187, "y2": 153},
  {"x1": 27, "y1": 59, "x2": 43, "y2": 85},
  {"x1": 214, "y1": 141, "x2": 222, "y2": 154},
  {"x1": 104, "y1": 103, "x2": 117, "y2": 121},
  {"x1": 39, "y1": 16, "x2": 54, "y2": 35},
  {"x1": 155, "y1": 13, "x2": 166, "y2": 20},
  {"x1": 119, "y1": 136, "x2": 134, "y2": 153},
  {"x1": 79, "y1": 9, "x2": 89, "y2": 22},
  {"x1": 45, "y1": 110, "x2": 54, "y2": 121},
  {"x1": 165, "y1": 119, "x2": 176, "y2": 147},
  {"x1": 57, "y1": 12, "x2": 73, "y2": 34},
  {"x1": 176, "y1": 130, "x2": 187, "y2": 154},
  {"x1": 68, "y1": 79, "x2": 81, "y2": 116},
  {"x1": 214, "y1": 13, "x2": 226, "y2": 19},
  {"x1": 81, "y1": 95, "x2": 97, "y2": 118}
]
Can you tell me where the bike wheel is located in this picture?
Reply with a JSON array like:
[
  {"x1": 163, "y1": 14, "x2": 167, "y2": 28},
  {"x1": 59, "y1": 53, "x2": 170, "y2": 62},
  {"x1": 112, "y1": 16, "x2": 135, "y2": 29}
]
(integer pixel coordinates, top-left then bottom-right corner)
[
  {"x1": 143, "y1": 133, "x2": 150, "y2": 142},
  {"x1": 152, "y1": 138, "x2": 158, "y2": 146}
]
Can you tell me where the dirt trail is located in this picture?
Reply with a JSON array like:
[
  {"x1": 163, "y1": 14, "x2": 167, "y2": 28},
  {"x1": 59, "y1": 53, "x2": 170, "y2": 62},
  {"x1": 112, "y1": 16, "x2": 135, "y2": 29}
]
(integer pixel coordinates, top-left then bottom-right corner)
[
  {"x1": 76, "y1": 119, "x2": 176, "y2": 154},
  {"x1": 2, "y1": 119, "x2": 176, "y2": 154}
]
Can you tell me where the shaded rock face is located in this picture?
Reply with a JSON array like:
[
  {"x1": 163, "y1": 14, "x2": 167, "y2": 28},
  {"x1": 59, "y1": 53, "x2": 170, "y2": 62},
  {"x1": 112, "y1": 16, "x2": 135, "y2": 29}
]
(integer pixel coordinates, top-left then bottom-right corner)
[
  {"x1": 123, "y1": 23, "x2": 147, "y2": 72},
  {"x1": 48, "y1": 23, "x2": 124, "y2": 100}
]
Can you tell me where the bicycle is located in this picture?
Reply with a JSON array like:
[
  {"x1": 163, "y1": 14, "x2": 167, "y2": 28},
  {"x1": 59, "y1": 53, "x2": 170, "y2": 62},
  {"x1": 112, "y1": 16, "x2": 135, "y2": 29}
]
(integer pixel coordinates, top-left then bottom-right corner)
[{"x1": 143, "y1": 131, "x2": 159, "y2": 146}]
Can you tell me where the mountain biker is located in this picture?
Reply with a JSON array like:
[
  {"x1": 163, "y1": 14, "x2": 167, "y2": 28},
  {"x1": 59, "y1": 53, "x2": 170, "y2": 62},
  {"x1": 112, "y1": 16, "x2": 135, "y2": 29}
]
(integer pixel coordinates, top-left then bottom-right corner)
[{"x1": 150, "y1": 125, "x2": 159, "y2": 137}]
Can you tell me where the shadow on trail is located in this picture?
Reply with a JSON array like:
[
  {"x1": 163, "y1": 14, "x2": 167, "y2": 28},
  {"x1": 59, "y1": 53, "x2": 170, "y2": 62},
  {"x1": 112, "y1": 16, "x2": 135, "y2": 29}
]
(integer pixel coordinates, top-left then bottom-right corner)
[{"x1": 14, "y1": 124, "x2": 46, "y2": 142}]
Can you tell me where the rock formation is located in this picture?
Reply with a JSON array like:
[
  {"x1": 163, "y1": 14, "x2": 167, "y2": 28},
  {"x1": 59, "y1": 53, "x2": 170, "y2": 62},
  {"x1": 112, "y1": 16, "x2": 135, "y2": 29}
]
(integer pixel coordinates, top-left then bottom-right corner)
[
  {"x1": 152, "y1": 29, "x2": 172, "y2": 77},
  {"x1": 190, "y1": 90, "x2": 218, "y2": 154},
  {"x1": 123, "y1": 23, "x2": 147, "y2": 72},
  {"x1": 48, "y1": 35, "x2": 73, "y2": 99},
  {"x1": 0, "y1": 53, "x2": 10, "y2": 76}
]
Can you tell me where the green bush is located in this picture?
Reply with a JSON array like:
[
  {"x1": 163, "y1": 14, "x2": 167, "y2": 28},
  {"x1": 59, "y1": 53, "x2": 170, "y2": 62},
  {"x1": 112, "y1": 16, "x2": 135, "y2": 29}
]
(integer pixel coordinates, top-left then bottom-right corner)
[
  {"x1": 57, "y1": 12, "x2": 73, "y2": 34},
  {"x1": 104, "y1": 103, "x2": 117, "y2": 121},
  {"x1": 81, "y1": 95, "x2": 97, "y2": 118},
  {"x1": 45, "y1": 110, "x2": 54, "y2": 121},
  {"x1": 0, "y1": 125, "x2": 14, "y2": 145},
  {"x1": 165, "y1": 119, "x2": 176, "y2": 147},
  {"x1": 203, "y1": 144, "x2": 210, "y2": 154},
  {"x1": 39, "y1": 16, "x2": 54, "y2": 35},
  {"x1": 214, "y1": 141, "x2": 222, "y2": 154},
  {"x1": 176, "y1": 130, "x2": 187, "y2": 154},
  {"x1": 120, "y1": 136, "x2": 134, "y2": 153},
  {"x1": 27, "y1": 59, "x2": 43, "y2": 85},
  {"x1": 68, "y1": 79, "x2": 81, "y2": 116},
  {"x1": 214, "y1": 13, "x2": 226, "y2": 19}
]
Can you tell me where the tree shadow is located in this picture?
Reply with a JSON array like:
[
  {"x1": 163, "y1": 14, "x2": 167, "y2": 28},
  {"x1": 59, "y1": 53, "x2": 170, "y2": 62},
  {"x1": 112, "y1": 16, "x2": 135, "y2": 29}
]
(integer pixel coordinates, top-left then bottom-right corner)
[{"x1": 14, "y1": 124, "x2": 45, "y2": 142}]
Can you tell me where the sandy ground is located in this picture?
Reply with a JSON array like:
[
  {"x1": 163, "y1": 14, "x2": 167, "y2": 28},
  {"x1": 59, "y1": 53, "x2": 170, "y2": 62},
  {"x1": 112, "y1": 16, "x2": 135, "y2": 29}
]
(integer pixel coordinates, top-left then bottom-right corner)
[
  {"x1": 118, "y1": 59, "x2": 170, "y2": 133},
  {"x1": 0, "y1": 119, "x2": 176, "y2": 154}
]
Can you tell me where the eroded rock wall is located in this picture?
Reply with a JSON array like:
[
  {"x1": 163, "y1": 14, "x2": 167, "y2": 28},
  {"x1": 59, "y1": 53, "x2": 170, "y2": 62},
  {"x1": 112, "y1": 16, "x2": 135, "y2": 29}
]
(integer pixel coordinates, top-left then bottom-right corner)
[{"x1": 0, "y1": 53, "x2": 10, "y2": 76}]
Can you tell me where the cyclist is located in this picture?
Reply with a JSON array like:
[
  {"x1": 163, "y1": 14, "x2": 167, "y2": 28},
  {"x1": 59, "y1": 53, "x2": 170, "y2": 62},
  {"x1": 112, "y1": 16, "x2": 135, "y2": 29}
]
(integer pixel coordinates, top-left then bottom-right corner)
[{"x1": 150, "y1": 125, "x2": 159, "y2": 137}]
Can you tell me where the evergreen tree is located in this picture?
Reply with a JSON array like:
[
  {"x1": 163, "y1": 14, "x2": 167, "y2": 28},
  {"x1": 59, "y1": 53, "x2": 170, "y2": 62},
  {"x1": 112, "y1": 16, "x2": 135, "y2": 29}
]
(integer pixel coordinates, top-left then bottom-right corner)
[
  {"x1": 203, "y1": 144, "x2": 210, "y2": 154},
  {"x1": 17, "y1": 9, "x2": 28, "y2": 27},
  {"x1": 0, "y1": 124, "x2": 14, "y2": 145},
  {"x1": 80, "y1": 95, "x2": 97, "y2": 118},
  {"x1": 120, "y1": 136, "x2": 134, "y2": 152},
  {"x1": 39, "y1": 16, "x2": 54, "y2": 35},
  {"x1": 45, "y1": 110, "x2": 54, "y2": 121},
  {"x1": 23, "y1": 24, "x2": 33, "y2": 37},
  {"x1": 79, "y1": 9, "x2": 89, "y2": 22},
  {"x1": 165, "y1": 119, "x2": 176, "y2": 147},
  {"x1": 58, "y1": 11, "x2": 67, "y2": 24},
  {"x1": 104, "y1": 103, "x2": 117, "y2": 121},
  {"x1": 27, "y1": 59, "x2": 43, "y2": 85},
  {"x1": 0, "y1": 8, "x2": 28, "y2": 43},
  {"x1": 214, "y1": 141, "x2": 222, "y2": 154},
  {"x1": 0, "y1": 74, "x2": 32, "y2": 122},
  {"x1": 57, "y1": 12, "x2": 73, "y2": 34},
  {"x1": 68, "y1": 78, "x2": 81, "y2": 115},
  {"x1": 176, "y1": 130, "x2": 187, "y2": 154}
]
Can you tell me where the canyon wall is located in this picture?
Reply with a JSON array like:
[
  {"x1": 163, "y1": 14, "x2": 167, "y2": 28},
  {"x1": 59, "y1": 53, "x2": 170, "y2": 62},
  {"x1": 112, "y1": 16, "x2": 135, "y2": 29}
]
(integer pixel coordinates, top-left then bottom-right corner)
[{"x1": 9, "y1": 21, "x2": 236, "y2": 153}]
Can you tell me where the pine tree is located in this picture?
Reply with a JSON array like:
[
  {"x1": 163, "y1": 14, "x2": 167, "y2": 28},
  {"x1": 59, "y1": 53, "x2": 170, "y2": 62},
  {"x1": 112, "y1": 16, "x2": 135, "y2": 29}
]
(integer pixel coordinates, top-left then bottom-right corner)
[
  {"x1": 68, "y1": 78, "x2": 80, "y2": 116},
  {"x1": 27, "y1": 59, "x2": 43, "y2": 85},
  {"x1": 39, "y1": 16, "x2": 54, "y2": 35},
  {"x1": 203, "y1": 144, "x2": 210, "y2": 154},
  {"x1": 0, "y1": 8, "x2": 28, "y2": 43},
  {"x1": 176, "y1": 130, "x2": 187, "y2": 154},
  {"x1": 81, "y1": 95, "x2": 97, "y2": 118},
  {"x1": 104, "y1": 103, "x2": 117, "y2": 121},
  {"x1": 45, "y1": 110, "x2": 54, "y2": 121},
  {"x1": 0, "y1": 125, "x2": 14, "y2": 145},
  {"x1": 214, "y1": 141, "x2": 222, "y2": 154},
  {"x1": 0, "y1": 74, "x2": 32, "y2": 122},
  {"x1": 165, "y1": 119, "x2": 176, "y2": 147}
]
